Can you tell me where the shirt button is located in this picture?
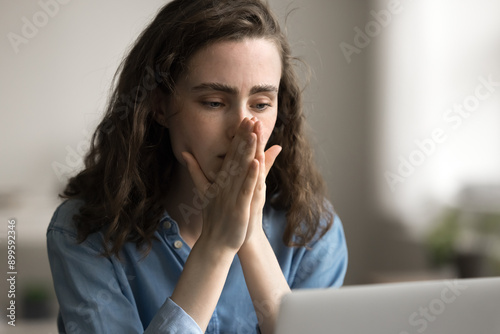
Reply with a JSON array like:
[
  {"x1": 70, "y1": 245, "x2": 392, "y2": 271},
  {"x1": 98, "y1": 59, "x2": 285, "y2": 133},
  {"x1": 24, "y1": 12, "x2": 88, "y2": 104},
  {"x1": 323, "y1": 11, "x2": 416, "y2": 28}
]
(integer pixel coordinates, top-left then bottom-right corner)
[
  {"x1": 163, "y1": 221, "x2": 172, "y2": 229},
  {"x1": 173, "y1": 240, "x2": 183, "y2": 249}
]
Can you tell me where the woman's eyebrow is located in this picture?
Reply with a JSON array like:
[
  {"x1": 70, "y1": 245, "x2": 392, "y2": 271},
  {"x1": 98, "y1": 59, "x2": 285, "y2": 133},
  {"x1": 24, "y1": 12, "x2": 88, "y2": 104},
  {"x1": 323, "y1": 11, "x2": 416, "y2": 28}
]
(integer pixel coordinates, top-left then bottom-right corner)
[
  {"x1": 191, "y1": 82, "x2": 278, "y2": 95},
  {"x1": 192, "y1": 82, "x2": 237, "y2": 94},
  {"x1": 250, "y1": 84, "x2": 278, "y2": 95}
]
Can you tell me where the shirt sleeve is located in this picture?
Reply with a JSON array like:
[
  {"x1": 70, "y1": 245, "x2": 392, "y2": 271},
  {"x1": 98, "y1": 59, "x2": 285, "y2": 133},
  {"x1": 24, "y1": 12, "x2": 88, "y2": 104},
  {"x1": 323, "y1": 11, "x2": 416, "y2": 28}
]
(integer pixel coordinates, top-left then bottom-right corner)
[
  {"x1": 47, "y1": 218, "x2": 202, "y2": 333},
  {"x1": 289, "y1": 214, "x2": 348, "y2": 289}
]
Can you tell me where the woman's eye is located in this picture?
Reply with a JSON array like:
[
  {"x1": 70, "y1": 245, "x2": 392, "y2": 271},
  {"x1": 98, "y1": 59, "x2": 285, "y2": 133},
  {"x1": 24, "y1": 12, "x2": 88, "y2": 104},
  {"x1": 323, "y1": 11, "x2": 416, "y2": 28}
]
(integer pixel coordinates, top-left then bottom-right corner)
[
  {"x1": 202, "y1": 101, "x2": 224, "y2": 109},
  {"x1": 254, "y1": 103, "x2": 272, "y2": 111}
]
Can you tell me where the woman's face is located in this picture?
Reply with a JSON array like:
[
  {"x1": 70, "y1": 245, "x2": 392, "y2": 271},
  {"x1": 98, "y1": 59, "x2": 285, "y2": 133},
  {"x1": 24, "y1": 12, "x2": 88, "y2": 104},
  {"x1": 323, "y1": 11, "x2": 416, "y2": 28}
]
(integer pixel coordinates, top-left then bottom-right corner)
[{"x1": 163, "y1": 38, "x2": 281, "y2": 181}]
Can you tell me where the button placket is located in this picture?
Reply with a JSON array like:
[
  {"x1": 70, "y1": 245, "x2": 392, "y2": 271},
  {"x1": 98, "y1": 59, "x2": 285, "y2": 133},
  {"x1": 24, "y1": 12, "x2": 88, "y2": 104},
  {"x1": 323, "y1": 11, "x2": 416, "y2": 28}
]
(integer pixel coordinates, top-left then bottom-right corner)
[
  {"x1": 161, "y1": 216, "x2": 190, "y2": 261},
  {"x1": 173, "y1": 240, "x2": 183, "y2": 249}
]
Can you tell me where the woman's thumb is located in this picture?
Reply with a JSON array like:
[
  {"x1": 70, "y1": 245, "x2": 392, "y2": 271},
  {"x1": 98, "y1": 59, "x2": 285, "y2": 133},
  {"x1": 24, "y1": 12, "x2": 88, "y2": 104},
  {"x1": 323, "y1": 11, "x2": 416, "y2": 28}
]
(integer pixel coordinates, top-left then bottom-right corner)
[{"x1": 181, "y1": 152, "x2": 210, "y2": 195}]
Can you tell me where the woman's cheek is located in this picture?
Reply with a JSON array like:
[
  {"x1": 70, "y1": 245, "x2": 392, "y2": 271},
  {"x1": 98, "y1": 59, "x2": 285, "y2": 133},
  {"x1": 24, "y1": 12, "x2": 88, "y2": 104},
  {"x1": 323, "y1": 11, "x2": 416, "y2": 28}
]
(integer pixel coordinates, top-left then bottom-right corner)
[{"x1": 262, "y1": 116, "x2": 278, "y2": 144}]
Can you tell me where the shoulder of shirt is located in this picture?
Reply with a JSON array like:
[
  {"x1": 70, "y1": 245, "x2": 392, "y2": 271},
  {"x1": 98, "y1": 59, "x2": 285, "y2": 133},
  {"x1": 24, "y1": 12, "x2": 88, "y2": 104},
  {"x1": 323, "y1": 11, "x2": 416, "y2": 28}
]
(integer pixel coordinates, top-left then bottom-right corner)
[
  {"x1": 263, "y1": 199, "x2": 343, "y2": 248},
  {"x1": 309, "y1": 199, "x2": 344, "y2": 247},
  {"x1": 47, "y1": 198, "x2": 86, "y2": 238},
  {"x1": 46, "y1": 199, "x2": 109, "y2": 254}
]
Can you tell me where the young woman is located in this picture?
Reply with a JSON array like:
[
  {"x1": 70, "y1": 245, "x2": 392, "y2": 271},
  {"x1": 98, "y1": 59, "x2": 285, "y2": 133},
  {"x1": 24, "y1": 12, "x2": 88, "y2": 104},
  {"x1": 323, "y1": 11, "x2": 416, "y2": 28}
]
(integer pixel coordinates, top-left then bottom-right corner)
[{"x1": 47, "y1": 0, "x2": 348, "y2": 333}]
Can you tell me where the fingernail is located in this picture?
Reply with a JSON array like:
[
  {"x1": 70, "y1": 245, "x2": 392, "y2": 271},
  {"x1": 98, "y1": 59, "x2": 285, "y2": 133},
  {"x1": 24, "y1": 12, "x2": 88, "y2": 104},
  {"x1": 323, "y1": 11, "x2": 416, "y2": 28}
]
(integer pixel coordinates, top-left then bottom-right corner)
[{"x1": 180, "y1": 152, "x2": 188, "y2": 165}]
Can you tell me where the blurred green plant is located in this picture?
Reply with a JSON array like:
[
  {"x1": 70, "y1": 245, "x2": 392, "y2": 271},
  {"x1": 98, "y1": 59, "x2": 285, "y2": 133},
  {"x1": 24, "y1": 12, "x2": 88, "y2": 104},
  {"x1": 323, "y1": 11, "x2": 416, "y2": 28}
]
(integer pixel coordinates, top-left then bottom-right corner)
[
  {"x1": 22, "y1": 282, "x2": 53, "y2": 319},
  {"x1": 476, "y1": 212, "x2": 500, "y2": 235},
  {"x1": 425, "y1": 209, "x2": 461, "y2": 267},
  {"x1": 425, "y1": 208, "x2": 500, "y2": 276},
  {"x1": 24, "y1": 283, "x2": 51, "y2": 302}
]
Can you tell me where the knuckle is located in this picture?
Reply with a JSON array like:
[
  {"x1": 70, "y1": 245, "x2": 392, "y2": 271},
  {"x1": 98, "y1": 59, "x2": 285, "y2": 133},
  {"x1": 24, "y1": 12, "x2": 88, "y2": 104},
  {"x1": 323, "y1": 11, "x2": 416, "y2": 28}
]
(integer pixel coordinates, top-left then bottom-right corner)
[{"x1": 237, "y1": 141, "x2": 248, "y2": 154}]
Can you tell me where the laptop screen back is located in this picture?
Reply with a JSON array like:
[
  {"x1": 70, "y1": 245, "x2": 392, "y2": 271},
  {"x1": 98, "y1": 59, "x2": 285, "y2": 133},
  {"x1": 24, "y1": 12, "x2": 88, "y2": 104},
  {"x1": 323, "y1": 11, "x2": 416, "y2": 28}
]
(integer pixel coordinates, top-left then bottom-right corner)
[{"x1": 275, "y1": 277, "x2": 500, "y2": 334}]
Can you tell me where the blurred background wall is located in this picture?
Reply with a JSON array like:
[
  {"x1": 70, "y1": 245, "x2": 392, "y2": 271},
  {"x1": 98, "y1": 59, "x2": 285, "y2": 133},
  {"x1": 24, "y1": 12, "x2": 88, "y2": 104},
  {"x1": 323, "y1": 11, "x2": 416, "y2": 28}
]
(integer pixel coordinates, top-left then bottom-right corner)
[{"x1": 1, "y1": 0, "x2": 499, "y2": 331}]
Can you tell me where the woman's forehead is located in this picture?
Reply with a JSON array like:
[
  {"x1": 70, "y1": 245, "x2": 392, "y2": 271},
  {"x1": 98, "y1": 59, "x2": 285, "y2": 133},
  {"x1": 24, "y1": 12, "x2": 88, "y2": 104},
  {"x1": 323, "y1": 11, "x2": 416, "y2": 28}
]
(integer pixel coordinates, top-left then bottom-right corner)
[{"x1": 180, "y1": 38, "x2": 282, "y2": 90}]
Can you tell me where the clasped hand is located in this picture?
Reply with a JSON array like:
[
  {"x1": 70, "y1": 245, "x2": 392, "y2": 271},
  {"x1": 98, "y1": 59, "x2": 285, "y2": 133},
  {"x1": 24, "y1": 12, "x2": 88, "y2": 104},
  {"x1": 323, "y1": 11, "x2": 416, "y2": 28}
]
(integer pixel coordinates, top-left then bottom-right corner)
[{"x1": 181, "y1": 117, "x2": 281, "y2": 252}]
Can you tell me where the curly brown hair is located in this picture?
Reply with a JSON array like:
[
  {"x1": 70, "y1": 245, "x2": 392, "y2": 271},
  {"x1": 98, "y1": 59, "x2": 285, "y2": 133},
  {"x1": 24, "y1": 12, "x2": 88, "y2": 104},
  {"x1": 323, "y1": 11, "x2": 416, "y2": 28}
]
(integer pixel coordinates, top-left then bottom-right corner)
[{"x1": 62, "y1": 0, "x2": 333, "y2": 257}]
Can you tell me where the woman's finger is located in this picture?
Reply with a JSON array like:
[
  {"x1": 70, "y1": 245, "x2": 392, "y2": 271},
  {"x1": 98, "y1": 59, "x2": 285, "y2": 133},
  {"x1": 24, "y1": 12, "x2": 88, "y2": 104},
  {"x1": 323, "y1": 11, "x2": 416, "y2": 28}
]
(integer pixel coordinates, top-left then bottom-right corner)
[
  {"x1": 252, "y1": 119, "x2": 267, "y2": 194},
  {"x1": 221, "y1": 117, "x2": 254, "y2": 174},
  {"x1": 221, "y1": 119, "x2": 257, "y2": 196},
  {"x1": 181, "y1": 151, "x2": 211, "y2": 196},
  {"x1": 231, "y1": 131, "x2": 257, "y2": 191},
  {"x1": 254, "y1": 119, "x2": 266, "y2": 163},
  {"x1": 236, "y1": 158, "x2": 260, "y2": 208},
  {"x1": 264, "y1": 145, "x2": 282, "y2": 177}
]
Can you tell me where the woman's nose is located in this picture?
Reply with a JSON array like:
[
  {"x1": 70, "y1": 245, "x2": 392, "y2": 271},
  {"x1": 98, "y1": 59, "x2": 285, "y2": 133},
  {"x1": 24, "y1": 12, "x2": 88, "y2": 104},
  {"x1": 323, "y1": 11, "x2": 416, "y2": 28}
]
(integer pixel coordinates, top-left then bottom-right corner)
[{"x1": 226, "y1": 104, "x2": 253, "y2": 139}]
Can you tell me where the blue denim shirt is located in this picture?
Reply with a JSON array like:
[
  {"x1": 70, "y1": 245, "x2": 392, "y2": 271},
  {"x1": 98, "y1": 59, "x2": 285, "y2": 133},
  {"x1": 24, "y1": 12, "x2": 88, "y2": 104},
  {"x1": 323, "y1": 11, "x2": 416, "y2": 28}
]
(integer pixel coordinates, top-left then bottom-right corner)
[{"x1": 47, "y1": 199, "x2": 347, "y2": 333}]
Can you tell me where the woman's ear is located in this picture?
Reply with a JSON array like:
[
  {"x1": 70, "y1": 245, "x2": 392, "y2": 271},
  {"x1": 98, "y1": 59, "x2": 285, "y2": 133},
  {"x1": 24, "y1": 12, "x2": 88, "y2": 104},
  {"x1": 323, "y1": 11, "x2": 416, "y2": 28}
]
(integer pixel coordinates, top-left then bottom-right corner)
[{"x1": 153, "y1": 92, "x2": 169, "y2": 128}]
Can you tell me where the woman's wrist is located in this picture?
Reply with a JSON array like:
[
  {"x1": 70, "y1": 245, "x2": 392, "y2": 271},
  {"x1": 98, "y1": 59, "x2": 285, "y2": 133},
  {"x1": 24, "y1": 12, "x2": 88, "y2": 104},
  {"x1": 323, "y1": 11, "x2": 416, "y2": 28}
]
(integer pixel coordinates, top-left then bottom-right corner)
[
  {"x1": 171, "y1": 233, "x2": 235, "y2": 331},
  {"x1": 238, "y1": 227, "x2": 267, "y2": 258},
  {"x1": 195, "y1": 230, "x2": 240, "y2": 261}
]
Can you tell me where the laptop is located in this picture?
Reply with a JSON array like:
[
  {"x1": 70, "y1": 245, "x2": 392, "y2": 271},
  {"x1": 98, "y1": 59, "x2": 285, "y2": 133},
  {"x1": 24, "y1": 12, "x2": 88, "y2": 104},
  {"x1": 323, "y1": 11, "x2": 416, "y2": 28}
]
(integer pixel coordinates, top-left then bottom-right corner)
[{"x1": 274, "y1": 277, "x2": 500, "y2": 334}]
